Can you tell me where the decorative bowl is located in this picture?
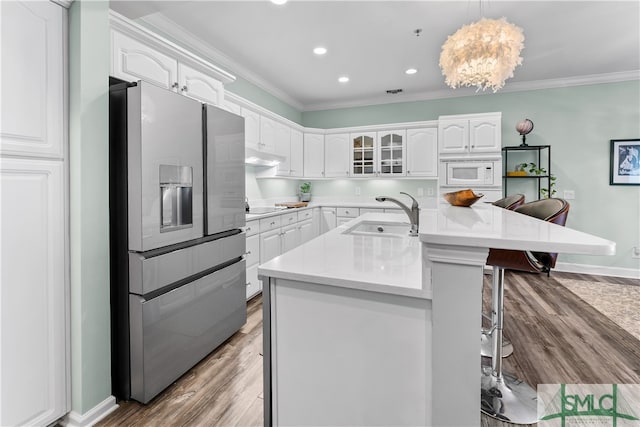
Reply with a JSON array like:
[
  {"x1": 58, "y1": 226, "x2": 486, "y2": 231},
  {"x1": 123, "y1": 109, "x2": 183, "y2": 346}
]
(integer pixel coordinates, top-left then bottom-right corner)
[{"x1": 443, "y1": 189, "x2": 484, "y2": 207}]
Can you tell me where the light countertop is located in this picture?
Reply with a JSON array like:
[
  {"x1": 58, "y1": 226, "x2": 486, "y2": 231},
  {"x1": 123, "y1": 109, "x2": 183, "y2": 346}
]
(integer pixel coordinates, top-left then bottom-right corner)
[
  {"x1": 419, "y1": 203, "x2": 616, "y2": 255},
  {"x1": 258, "y1": 213, "x2": 426, "y2": 299},
  {"x1": 257, "y1": 204, "x2": 615, "y2": 300}
]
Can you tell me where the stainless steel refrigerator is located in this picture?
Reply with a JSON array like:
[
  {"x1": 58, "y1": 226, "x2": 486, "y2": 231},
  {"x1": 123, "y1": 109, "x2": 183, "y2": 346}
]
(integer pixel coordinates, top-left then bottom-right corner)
[{"x1": 109, "y1": 80, "x2": 246, "y2": 404}]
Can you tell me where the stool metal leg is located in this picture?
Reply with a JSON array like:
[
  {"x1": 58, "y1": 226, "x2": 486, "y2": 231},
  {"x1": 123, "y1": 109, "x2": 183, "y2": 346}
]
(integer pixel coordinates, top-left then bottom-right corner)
[
  {"x1": 480, "y1": 267, "x2": 538, "y2": 424},
  {"x1": 481, "y1": 277, "x2": 513, "y2": 358}
]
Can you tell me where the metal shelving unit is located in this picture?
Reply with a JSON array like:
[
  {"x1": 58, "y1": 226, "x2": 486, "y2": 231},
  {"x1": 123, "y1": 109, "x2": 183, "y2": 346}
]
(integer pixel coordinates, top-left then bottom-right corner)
[{"x1": 502, "y1": 145, "x2": 551, "y2": 200}]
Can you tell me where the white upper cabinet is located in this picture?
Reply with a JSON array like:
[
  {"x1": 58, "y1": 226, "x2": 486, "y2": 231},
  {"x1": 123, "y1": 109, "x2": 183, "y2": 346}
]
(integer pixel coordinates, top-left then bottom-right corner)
[
  {"x1": 177, "y1": 62, "x2": 224, "y2": 106},
  {"x1": 350, "y1": 132, "x2": 377, "y2": 177},
  {"x1": 377, "y1": 130, "x2": 406, "y2": 176},
  {"x1": 112, "y1": 30, "x2": 224, "y2": 106},
  {"x1": 110, "y1": 12, "x2": 235, "y2": 106},
  {"x1": 223, "y1": 100, "x2": 242, "y2": 115},
  {"x1": 1, "y1": 0, "x2": 64, "y2": 159},
  {"x1": 260, "y1": 116, "x2": 277, "y2": 154},
  {"x1": 111, "y1": 29, "x2": 178, "y2": 90},
  {"x1": 406, "y1": 128, "x2": 438, "y2": 177},
  {"x1": 438, "y1": 113, "x2": 501, "y2": 156},
  {"x1": 324, "y1": 133, "x2": 350, "y2": 178},
  {"x1": 241, "y1": 108, "x2": 261, "y2": 150},
  {"x1": 438, "y1": 119, "x2": 469, "y2": 154},
  {"x1": 289, "y1": 129, "x2": 304, "y2": 178},
  {"x1": 469, "y1": 117, "x2": 501, "y2": 153},
  {"x1": 274, "y1": 122, "x2": 292, "y2": 176},
  {"x1": 303, "y1": 133, "x2": 325, "y2": 178}
]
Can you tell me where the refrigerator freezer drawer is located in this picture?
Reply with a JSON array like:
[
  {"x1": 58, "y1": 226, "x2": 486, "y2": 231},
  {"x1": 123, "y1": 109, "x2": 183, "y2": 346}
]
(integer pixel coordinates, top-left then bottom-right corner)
[
  {"x1": 129, "y1": 259, "x2": 246, "y2": 404},
  {"x1": 129, "y1": 232, "x2": 245, "y2": 295}
]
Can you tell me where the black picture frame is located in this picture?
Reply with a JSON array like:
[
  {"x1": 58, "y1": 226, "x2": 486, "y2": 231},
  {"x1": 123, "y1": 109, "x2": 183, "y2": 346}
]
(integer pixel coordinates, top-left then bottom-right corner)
[{"x1": 610, "y1": 139, "x2": 640, "y2": 185}]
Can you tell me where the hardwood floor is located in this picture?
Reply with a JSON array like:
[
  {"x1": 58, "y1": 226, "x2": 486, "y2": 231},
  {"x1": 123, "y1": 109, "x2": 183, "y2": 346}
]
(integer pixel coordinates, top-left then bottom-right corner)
[{"x1": 97, "y1": 272, "x2": 640, "y2": 427}]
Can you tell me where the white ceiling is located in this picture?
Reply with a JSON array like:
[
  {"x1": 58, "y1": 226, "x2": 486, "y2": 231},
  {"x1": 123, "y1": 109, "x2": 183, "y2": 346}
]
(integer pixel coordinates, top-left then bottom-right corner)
[{"x1": 110, "y1": 1, "x2": 640, "y2": 111}]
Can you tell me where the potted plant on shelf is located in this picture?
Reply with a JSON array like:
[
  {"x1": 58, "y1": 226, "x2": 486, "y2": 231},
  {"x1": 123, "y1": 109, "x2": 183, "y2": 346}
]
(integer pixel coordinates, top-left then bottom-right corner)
[
  {"x1": 507, "y1": 163, "x2": 529, "y2": 176},
  {"x1": 519, "y1": 162, "x2": 557, "y2": 198},
  {"x1": 299, "y1": 182, "x2": 311, "y2": 202}
]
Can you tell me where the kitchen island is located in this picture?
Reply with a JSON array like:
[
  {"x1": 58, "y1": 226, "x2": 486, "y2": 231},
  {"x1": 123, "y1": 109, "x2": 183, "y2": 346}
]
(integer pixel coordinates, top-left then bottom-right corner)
[{"x1": 258, "y1": 204, "x2": 615, "y2": 427}]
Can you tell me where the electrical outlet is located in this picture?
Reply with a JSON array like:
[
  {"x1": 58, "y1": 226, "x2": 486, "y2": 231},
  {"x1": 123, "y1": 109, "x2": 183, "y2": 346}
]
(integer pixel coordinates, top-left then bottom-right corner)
[
  {"x1": 633, "y1": 246, "x2": 640, "y2": 259},
  {"x1": 417, "y1": 188, "x2": 424, "y2": 197},
  {"x1": 563, "y1": 190, "x2": 575, "y2": 200},
  {"x1": 426, "y1": 187, "x2": 434, "y2": 196},
  {"x1": 355, "y1": 186, "x2": 361, "y2": 196}
]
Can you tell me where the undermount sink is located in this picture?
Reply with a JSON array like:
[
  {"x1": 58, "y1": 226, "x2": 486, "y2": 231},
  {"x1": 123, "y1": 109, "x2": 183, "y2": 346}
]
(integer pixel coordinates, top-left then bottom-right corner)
[{"x1": 343, "y1": 221, "x2": 411, "y2": 237}]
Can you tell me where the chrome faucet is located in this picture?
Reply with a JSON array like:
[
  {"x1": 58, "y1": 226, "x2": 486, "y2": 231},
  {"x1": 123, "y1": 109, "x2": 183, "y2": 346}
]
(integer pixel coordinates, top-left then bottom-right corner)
[{"x1": 375, "y1": 192, "x2": 420, "y2": 236}]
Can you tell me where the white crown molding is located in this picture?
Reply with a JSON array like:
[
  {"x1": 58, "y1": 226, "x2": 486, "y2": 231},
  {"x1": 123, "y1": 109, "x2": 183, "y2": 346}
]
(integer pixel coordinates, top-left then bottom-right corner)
[
  {"x1": 136, "y1": 13, "x2": 304, "y2": 111},
  {"x1": 303, "y1": 70, "x2": 640, "y2": 111},
  {"x1": 60, "y1": 396, "x2": 118, "y2": 427}
]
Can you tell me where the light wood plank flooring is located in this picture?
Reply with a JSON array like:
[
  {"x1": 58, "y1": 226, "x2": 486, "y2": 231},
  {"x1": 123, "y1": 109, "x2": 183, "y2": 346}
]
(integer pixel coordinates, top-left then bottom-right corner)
[{"x1": 97, "y1": 272, "x2": 640, "y2": 427}]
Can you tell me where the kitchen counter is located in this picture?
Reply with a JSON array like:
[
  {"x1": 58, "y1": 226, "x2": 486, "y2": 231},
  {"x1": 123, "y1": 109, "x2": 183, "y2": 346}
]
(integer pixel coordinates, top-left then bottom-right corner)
[
  {"x1": 258, "y1": 212, "x2": 425, "y2": 298},
  {"x1": 259, "y1": 203, "x2": 615, "y2": 427}
]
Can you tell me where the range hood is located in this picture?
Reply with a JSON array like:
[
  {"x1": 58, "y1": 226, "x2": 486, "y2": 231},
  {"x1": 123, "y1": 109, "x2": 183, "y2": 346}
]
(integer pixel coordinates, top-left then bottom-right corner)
[{"x1": 245, "y1": 147, "x2": 285, "y2": 167}]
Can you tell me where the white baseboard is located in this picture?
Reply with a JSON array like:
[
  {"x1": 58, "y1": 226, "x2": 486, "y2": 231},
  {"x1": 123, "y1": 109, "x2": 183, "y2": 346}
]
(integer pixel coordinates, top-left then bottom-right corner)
[
  {"x1": 482, "y1": 262, "x2": 639, "y2": 280},
  {"x1": 60, "y1": 396, "x2": 118, "y2": 427},
  {"x1": 555, "y1": 262, "x2": 640, "y2": 280}
]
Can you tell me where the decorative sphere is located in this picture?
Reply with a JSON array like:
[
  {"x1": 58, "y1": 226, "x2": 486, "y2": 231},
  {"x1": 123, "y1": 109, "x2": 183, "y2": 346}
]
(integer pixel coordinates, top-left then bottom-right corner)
[{"x1": 516, "y1": 118, "x2": 534, "y2": 135}]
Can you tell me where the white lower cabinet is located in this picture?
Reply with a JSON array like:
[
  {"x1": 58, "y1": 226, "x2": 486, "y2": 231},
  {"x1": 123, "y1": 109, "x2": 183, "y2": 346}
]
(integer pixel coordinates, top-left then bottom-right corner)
[
  {"x1": 320, "y1": 208, "x2": 337, "y2": 233},
  {"x1": 337, "y1": 207, "x2": 359, "y2": 226},
  {"x1": 1, "y1": 158, "x2": 68, "y2": 426},
  {"x1": 281, "y1": 223, "x2": 300, "y2": 254},
  {"x1": 298, "y1": 219, "x2": 315, "y2": 244},
  {"x1": 260, "y1": 228, "x2": 282, "y2": 264},
  {"x1": 245, "y1": 232, "x2": 261, "y2": 299}
]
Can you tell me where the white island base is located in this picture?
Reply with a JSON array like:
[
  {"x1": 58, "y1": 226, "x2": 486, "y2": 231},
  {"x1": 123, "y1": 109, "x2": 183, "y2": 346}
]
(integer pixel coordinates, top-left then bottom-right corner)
[
  {"x1": 264, "y1": 278, "x2": 432, "y2": 426},
  {"x1": 260, "y1": 207, "x2": 615, "y2": 426}
]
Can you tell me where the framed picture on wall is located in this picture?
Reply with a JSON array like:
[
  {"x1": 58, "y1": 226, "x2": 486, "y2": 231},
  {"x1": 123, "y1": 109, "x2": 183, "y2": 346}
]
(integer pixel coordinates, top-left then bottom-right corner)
[{"x1": 610, "y1": 139, "x2": 640, "y2": 185}]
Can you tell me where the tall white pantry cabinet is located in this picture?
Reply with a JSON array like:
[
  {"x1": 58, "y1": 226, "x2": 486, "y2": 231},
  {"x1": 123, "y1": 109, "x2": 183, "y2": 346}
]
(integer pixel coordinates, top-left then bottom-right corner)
[{"x1": 0, "y1": 1, "x2": 69, "y2": 425}]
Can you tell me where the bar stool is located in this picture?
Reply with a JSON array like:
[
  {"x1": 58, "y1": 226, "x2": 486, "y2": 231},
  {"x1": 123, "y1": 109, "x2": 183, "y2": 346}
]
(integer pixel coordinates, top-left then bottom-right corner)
[
  {"x1": 481, "y1": 198, "x2": 570, "y2": 424},
  {"x1": 481, "y1": 194, "x2": 525, "y2": 359}
]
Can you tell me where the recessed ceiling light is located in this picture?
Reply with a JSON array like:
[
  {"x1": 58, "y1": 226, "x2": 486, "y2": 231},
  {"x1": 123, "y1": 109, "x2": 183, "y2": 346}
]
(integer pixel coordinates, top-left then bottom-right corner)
[
  {"x1": 338, "y1": 76, "x2": 350, "y2": 83},
  {"x1": 271, "y1": 0, "x2": 288, "y2": 5},
  {"x1": 405, "y1": 68, "x2": 418, "y2": 75},
  {"x1": 313, "y1": 47, "x2": 327, "y2": 55}
]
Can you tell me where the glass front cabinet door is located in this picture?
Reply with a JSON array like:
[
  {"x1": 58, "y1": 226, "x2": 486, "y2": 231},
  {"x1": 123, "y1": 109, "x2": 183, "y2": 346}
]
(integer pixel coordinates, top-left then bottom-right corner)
[
  {"x1": 350, "y1": 132, "x2": 376, "y2": 176},
  {"x1": 377, "y1": 130, "x2": 406, "y2": 176}
]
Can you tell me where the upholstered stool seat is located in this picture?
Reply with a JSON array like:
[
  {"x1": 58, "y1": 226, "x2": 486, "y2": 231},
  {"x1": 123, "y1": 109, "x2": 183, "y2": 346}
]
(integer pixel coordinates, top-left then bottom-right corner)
[{"x1": 481, "y1": 198, "x2": 570, "y2": 424}]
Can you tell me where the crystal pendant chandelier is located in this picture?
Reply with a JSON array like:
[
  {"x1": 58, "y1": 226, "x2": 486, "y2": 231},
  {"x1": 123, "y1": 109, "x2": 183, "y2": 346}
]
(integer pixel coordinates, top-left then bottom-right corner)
[{"x1": 439, "y1": 17, "x2": 524, "y2": 92}]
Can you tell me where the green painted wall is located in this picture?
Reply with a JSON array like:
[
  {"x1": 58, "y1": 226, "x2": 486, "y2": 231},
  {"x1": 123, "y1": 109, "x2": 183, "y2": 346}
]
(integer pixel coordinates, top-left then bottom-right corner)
[
  {"x1": 69, "y1": 0, "x2": 112, "y2": 415},
  {"x1": 302, "y1": 81, "x2": 640, "y2": 272}
]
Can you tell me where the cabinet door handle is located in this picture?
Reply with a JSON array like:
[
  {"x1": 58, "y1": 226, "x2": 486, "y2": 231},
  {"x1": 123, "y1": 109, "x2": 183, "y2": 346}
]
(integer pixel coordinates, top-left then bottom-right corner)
[
  {"x1": 171, "y1": 82, "x2": 179, "y2": 89},
  {"x1": 246, "y1": 227, "x2": 251, "y2": 232},
  {"x1": 246, "y1": 282, "x2": 251, "y2": 287},
  {"x1": 181, "y1": 85, "x2": 188, "y2": 92},
  {"x1": 270, "y1": 221, "x2": 276, "y2": 225},
  {"x1": 245, "y1": 250, "x2": 251, "y2": 255}
]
